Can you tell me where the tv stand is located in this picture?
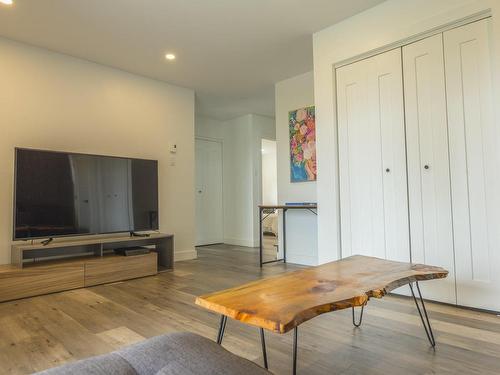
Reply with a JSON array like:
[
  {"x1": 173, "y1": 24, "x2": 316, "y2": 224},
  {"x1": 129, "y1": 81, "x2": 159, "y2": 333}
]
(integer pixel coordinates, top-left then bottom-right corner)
[
  {"x1": 130, "y1": 231, "x2": 151, "y2": 238},
  {"x1": 2, "y1": 233, "x2": 174, "y2": 303}
]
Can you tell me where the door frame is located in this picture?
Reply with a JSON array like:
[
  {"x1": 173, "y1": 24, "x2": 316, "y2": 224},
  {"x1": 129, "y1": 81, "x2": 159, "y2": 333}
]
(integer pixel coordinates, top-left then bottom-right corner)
[
  {"x1": 195, "y1": 136, "x2": 225, "y2": 246},
  {"x1": 259, "y1": 138, "x2": 278, "y2": 207},
  {"x1": 333, "y1": 11, "x2": 491, "y2": 70}
]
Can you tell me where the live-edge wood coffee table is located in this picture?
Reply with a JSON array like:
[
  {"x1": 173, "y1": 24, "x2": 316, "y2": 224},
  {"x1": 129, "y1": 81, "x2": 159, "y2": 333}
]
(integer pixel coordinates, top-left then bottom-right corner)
[{"x1": 196, "y1": 255, "x2": 448, "y2": 374}]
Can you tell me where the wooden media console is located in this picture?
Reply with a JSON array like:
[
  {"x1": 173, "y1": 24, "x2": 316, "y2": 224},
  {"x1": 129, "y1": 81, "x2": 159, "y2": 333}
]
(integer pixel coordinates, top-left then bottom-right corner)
[{"x1": 0, "y1": 233, "x2": 173, "y2": 303}]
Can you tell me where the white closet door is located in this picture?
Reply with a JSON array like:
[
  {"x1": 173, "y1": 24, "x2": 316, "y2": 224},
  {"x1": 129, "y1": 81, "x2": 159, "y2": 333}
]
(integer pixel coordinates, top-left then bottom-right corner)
[
  {"x1": 444, "y1": 19, "x2": 500, "y2": 311},
  {"x1": 402, "y1": 34, "x2": 456, "y2": 303},
  {"x1": 337, "y1": 48, "x2": 410, "y2": 262},
  {"x1": 195, "y1": 139, "x2": 224, "y2": 246}
]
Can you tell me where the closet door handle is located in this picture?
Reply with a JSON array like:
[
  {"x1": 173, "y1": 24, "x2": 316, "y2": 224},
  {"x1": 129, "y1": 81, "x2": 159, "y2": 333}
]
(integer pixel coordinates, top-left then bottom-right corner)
[
  {"x1": 385, "y1": 168, "x2": 390, "y2": 173},
  {"x1": 424, "y1": 165, "x2": 430, "y2": 170}
]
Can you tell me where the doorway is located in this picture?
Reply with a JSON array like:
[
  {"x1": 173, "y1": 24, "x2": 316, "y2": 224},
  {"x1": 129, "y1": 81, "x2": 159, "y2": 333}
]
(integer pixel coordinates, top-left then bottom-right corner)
[
  {"x1": 261, "y1": 139, "x2": 278, "y2": 261},
  {"x1": 195, "y1": 138, "x2": 223, "y2": 246},
  {"x1": 261, "y1": 139, "x2": 278, "y2": 206}
]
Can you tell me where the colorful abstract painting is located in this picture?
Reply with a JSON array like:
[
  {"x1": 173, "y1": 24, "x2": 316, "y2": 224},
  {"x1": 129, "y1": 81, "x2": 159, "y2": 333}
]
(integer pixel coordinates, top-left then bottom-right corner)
[{"x1": 289, "y1": 106, "x2": 316, "y2": 182}]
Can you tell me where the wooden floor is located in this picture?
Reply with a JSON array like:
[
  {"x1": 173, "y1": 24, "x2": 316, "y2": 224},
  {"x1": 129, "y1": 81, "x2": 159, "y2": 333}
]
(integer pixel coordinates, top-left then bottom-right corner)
[{"x1": 0, "y1": 245, "x2": 499, "y2": 374}]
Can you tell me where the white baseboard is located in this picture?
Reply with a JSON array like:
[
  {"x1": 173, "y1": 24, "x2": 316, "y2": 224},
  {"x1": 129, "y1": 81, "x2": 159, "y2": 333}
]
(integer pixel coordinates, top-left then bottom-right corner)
[
  {"x1": 174, "y1": 249, "x2": 197, "y2": 262},
  {"x1": 223, "y1": 237, "x2": 256, "y2": 248}
]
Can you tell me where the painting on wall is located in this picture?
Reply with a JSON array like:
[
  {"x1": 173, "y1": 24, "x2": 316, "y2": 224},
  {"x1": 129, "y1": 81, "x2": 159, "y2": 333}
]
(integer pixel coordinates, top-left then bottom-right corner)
[{"x1": 289, "y1": 105, "x2": 316, "y2": 182}]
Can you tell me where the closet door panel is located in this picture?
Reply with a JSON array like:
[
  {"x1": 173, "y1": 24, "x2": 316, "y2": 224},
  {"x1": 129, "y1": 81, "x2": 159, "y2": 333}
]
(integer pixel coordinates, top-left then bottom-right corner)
[
  {"x1": 375, "y1": 52, "x2": 411, "y2": 262},
  {"x1": 337, "y1": 60, "x2": 382, "y2": 258},
  {"x1": 403, "y1": 34, "x2": 456, "y2": 303},
  {"x1": 337, "y1": 49, "x2": 410, "y2": 262},
  {"x1": 444, "y1": 19, "x2": 500, "y2": 311}
]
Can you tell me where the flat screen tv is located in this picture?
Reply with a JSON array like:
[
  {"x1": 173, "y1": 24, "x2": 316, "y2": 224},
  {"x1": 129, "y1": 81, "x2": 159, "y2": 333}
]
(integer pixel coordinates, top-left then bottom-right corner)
[{"x1": 13, "y1": 148, "x2": 159, "y2": 240}]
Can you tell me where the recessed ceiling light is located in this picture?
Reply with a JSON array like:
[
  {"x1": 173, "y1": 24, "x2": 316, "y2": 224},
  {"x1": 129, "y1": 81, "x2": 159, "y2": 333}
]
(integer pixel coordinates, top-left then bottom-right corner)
[
  {"x1": 165, "y1": 53, "x2": 176, "y2": 61},
  {"x1": 0, "y1": 0, "x2": 13, "y2": 5}
]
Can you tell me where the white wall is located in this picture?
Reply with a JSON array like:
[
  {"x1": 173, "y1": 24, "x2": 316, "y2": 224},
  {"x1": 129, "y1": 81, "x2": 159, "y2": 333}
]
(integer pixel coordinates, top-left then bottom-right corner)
[
  {"x1": 313, "y1": 0, "x2": 500, "y2": 264},
  {"x1": 195, "y1": 114, "x2": 275, "y2": 248},
  {"x1": 275, "y1": 71, "x2": 317, "y2": 265},
  {"x1": 0, "y1": 37, "x2": 196, "y2": 265}
]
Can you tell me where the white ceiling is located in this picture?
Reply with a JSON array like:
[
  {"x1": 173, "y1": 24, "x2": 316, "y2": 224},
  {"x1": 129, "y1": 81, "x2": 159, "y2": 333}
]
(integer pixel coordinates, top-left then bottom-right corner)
[{"x1": 0, "y1": 0, "x2": 385, "y2": 120}]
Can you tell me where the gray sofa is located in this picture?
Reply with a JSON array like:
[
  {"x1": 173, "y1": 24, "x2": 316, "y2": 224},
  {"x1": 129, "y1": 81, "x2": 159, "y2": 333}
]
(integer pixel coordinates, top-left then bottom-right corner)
[{"x1": 35, "y1": 332, "x2": 271, "y2": 375}]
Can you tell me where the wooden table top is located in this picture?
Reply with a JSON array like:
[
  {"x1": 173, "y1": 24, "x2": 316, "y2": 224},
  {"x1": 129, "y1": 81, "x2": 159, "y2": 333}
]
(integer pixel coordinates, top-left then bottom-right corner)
[{"x1": 195, "y1": 255, "x2": 447, "y2": 334}]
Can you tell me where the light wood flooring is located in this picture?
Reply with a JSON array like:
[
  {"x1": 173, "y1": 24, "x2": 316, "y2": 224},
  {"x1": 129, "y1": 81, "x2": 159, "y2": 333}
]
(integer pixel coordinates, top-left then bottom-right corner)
[{"x1": 0, "y1": 245, "x2": 499, "y2": 374}]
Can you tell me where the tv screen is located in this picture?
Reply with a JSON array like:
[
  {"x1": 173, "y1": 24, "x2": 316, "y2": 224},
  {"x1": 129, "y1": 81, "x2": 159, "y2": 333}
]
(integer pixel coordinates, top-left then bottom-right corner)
[{"x1": 14, "y1": 148, "x2": 159, "y2": 240}]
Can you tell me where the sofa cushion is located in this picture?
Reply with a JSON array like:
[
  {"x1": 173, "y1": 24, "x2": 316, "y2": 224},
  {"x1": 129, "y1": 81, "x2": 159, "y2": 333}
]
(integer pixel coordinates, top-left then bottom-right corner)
[
  {"x1": 34, "y1": 332, "x2": 271, "y2": 375},
  {"x1": 118, "y1": 332, "x2": 270, "y2": 375},
  {"x1": 35, "y1": 352, "x2": 137, "y2": 375}
]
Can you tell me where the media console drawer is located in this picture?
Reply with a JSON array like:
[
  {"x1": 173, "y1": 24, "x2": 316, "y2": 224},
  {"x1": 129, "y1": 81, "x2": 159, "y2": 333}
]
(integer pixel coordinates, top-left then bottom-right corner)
[
  {"x1": 0, "y1": 263, "x2": 84, "y2": 302},
  {"x1": 84, "y1": 253, "x2": 158, "y2": 287}
]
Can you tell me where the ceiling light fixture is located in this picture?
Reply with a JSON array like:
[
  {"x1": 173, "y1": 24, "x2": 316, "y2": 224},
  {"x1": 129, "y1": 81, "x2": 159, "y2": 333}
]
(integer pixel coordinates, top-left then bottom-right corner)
[
  {"x1": 0, "y1": 0, "x2": 13, "y2": 5},
  {"x1": 165, "y1": 53, "x2": 176, "y2": 61}
]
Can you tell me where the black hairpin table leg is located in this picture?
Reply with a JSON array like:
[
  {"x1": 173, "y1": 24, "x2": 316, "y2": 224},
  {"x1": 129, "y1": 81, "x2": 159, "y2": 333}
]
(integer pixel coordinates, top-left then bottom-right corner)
[
  {"x1": 260, "y1": 328, "x2": 268, "y2": 369},
  {"x1": 292, "y1": 327, "x2": 298, "y2": 375},
  {"x1": 409, "y1": 281, "x2": 436, "y2": 347},
  {"x1": 352, "y1": 303, "x2": 366, "y2": 327},
  {"x1": 216, "y1": 315, "x2": 227, "y2": 345}
]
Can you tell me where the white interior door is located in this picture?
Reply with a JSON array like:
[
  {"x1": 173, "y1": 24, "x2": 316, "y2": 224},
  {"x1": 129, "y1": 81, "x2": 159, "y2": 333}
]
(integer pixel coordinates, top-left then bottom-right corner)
[
  {"x1": 444, "y1": 19, "x2": 500, "y2": 311},
  {"x1": 336, "y1": 48, "x2": 410, "y2": 263},
  {"x1": 195, "y1": 138, "x2": 224, "y2": 246},
  {"x1": 402, "y1": 34, "x2": 456, "y2": 304}
]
